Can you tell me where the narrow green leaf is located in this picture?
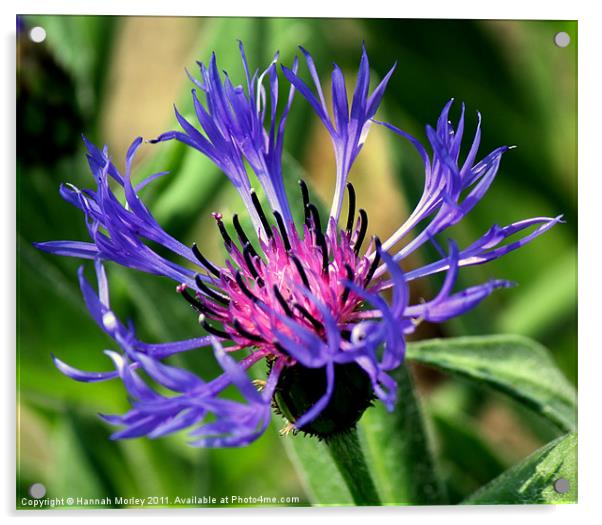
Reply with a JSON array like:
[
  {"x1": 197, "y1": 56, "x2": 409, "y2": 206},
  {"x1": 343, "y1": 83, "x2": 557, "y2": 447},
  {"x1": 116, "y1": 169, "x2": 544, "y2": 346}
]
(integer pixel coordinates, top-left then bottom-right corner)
[
  {"x1": 151, "y1": 144, "x2": 225, "y2": 229},
  {"x1": 358, "y1": 365, "x2": 446, "y2": 505},
  {"x1": 50, "y1": 414, "x2": 109, "y2": 504},
  {"x1": 464, "y1": 432, "x2": 577, "y2": 504},
  {"x1": 17, "y1": 235, "x2": 82, "y2": 309},
  {"x1": 406, "y1": 335, "x2": 576, "y2": 432},
  {"x1": 496, "y1": 249, "x2": 577, "y2": 338},
  {"x1": 280, "y1": 430, "x2": 354, "y2": 506}
]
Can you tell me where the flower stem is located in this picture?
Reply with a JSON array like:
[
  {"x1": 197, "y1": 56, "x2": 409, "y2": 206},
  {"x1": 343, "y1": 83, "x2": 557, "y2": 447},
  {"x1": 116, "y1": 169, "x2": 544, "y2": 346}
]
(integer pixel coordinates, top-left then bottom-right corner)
[
  {"x1": 325, "y1": 427, "x2": 381, "y2": 506},
  {"x1": 357, "y1": 365, "x2": 447, "y2": 504}
]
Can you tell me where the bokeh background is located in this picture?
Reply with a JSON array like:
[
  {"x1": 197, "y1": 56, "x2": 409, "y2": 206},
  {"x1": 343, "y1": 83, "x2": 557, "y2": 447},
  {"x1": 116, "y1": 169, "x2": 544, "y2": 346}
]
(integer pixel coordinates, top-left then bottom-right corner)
[{"x1": 17, "y1": 16, "x2": 577, "y2": 507}]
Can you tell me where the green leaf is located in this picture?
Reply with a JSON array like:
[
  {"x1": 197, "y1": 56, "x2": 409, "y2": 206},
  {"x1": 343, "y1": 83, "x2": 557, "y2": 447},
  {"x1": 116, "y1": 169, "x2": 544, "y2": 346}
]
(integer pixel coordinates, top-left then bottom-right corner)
[
  {"x1": 406, "y1": 335, "x2": 576, "y2": 432},
  {"x1": 358, "y1": 365, "x2": 446, "y2": 505},
  {"x1": 279, "y1": 429, "x2": 354, "y2": 506},
  {"x1": 464, "y1": 432, "x2": 577, "y2": 504}
]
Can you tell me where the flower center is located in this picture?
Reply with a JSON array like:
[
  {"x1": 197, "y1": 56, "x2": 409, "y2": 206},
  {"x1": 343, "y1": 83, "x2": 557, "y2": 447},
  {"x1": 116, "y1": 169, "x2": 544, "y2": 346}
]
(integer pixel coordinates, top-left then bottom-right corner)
[
  {"x1": 178, "y1": 181, "x2": 382, "y2": 436},
  {"x1": 272, "y1": 361, "x2": 374, "y2": 438}
]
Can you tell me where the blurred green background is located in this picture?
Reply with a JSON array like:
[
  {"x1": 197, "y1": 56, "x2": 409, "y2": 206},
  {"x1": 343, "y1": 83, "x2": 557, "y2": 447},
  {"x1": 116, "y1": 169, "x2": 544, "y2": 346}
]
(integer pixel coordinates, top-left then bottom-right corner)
[{"x1": 17, "y1": 16, "x2": 577, "y2": 507}]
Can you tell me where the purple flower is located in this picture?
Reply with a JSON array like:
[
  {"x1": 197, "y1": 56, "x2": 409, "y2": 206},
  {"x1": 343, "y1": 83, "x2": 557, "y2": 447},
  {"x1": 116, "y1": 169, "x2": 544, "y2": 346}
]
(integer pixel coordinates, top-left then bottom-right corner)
[
  {"x1": 150, "y1": 41, "x2": 297, "y2": 233},
  {"x1": 35, "y1": 44, "x2": 561, "y2": 447}
]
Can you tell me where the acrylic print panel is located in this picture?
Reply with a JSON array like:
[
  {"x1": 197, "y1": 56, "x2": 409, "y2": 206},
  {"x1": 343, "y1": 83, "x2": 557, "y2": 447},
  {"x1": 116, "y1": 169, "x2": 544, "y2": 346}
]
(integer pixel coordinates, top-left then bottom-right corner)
[{"x1": 16, "y1": 16, "x2": 577, "y2": 509}]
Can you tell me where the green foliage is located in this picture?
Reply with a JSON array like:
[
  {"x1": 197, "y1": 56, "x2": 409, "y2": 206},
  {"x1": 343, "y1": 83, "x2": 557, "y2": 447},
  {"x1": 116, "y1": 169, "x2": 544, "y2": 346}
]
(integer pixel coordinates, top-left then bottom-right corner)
[
  {"x1": 358, "y1": 366, "x2": 446, "y2": 505},
  {"x1": 426, "y1": 382, "x2": 508, "y2": 501},
  {"x1": 286, "y1": 335, "x2": 575, "y2": 506},
  {"x1": 464, "y1": 432, "x2": 577, "y2": 504},
  {"x1": 496, "y1": 249, "x2": 577, "y2": 344},
  {"x1": 279, "y1": 429, "x2": 354, "y2": 506},
  {"x1": 278, "y1": 366, "x2": 445, "y2": 506},
  {"x1": 406, "y1": 335, "x2": 577, "y2": 432},
  {"x1": 27, "y1": 15, "x2": 117, "y2": 121}
]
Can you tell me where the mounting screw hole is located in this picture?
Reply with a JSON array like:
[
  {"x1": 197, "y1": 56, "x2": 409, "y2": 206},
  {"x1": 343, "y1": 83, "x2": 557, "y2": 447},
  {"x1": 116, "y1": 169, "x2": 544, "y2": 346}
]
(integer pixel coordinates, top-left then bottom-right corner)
[
  {"x1": 554, "y1": 32, "x2": 571, "y2": 48},
  {"x1": 29, "y1": 483, "x2": 47, "y2": 499},
  {"x1": 553, "y1": 478, "x2": 570, "y2": 494},
  {"x1": 29, "y1": 26, "x2": 46, "y2": 43}
]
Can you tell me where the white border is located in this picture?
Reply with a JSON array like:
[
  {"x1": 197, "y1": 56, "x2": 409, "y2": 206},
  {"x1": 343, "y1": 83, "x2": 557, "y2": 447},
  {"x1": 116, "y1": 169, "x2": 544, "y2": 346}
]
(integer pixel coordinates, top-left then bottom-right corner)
[
  {"x1": 7, "y1": 0, "x2": 583, "y2": 19},
  {"x1": 4, "y1": 1, "x2": 601, "y2": 524}
]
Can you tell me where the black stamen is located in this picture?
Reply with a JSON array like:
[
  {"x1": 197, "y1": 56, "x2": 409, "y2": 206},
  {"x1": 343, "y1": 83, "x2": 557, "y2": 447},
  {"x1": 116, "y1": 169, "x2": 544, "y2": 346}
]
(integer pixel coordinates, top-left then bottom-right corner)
[
  {"x1": 353, "y1": 209, "x2": 368, "y2": 256},
  {"x1": 233, "y1": 214, "x2": 257, "y2": 257},
  {"x1": 191, "y1": 243, "x2": 221, "y2": 278},
  {"x1": 233, "y1": 319, "x2": 263, "y2": 342},
  {"x1": 273, "y1": 285, "x2": 294, "y2": 317},
  {"x1": 235, "y1": 271, "x2": 260, "y2": 303},
  {"x1": 365, "y1": 237, "x2": 382, "y2": 285},
  {"x1": 251, "y1": 190, "x2": 273, "y2": 239},
  {"x1": 316, "y1": 233, "x2": 329, "y2": 273},
  {"x1": 341, "y1": 264, "x2": 354, "y2": 304},
  {"x1": 305, "y1": 202, "x2": 328, "y2": 271},
  {"x1": 201, "y1": 319, "x2": 231, "y2": 339},
  {"x1": 243, "y1": 243, "x2": 264, "y2": 287},
  {"x1": 195, "y1": 274, "x2": 229, "y2": 305},
  {"x1": 299, "y1": 180, "x2": 311, "y2": 223},
  {"x1": 273, "y1": 210, "x2": 291, "y2": 251},
  {"x1": 215, "y1": 216, "x2": 233, "y2": 250},
  {"x1": 291, "y1": 255, "x2": 310, "y2": 290},
  {"x1": 345, "y1": 182, "x2": 357, "y2": 234},
  {"x1": 293, "y1": 303, "x2": 324, "y2": 332},
  {"x1": 306, "y1": 203, "x2": 322, "y2": 234},
  {"x1": 179, "y1": 288, "x2": 217, "y2": 316}
]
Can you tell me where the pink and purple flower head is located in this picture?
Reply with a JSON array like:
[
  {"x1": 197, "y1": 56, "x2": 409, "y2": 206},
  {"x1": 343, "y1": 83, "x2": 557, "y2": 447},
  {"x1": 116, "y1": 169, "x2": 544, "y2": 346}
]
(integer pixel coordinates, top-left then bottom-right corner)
[{"x1": 35, "y1": 43, "x2": 561, "y2": 447}]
